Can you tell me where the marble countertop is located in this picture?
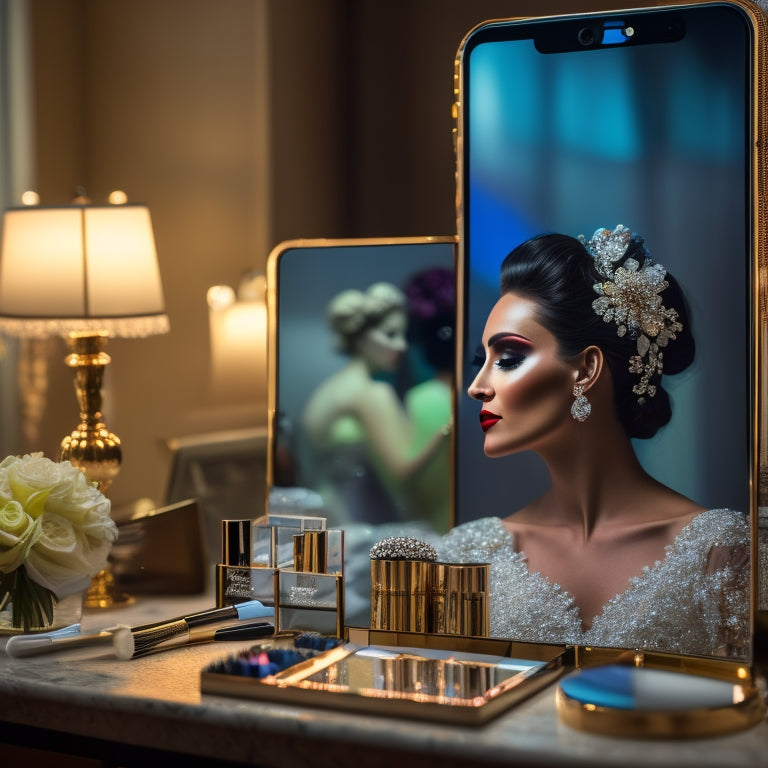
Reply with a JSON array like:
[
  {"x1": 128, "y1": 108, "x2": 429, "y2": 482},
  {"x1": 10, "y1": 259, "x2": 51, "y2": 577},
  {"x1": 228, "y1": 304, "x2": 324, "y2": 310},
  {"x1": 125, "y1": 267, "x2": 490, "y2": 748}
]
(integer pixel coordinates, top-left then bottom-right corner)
[{"x1": 1, "y1": 593, "x2": 767, "y2": 768}]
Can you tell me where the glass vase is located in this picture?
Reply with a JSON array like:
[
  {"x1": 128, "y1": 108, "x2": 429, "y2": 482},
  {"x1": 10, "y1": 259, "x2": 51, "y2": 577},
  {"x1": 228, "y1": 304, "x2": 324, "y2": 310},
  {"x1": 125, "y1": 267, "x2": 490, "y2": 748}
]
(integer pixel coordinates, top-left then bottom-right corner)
[{"x1": 0, "y1": 591, "x2": 84, "y2": 635}]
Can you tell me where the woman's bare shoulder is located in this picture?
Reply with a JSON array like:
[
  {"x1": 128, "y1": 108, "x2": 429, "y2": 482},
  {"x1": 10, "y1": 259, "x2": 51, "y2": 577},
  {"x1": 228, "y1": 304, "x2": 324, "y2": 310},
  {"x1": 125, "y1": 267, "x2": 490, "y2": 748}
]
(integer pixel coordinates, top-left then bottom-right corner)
[{"x1": 364, "y1": 379, "x2": 404, "y2": 407}]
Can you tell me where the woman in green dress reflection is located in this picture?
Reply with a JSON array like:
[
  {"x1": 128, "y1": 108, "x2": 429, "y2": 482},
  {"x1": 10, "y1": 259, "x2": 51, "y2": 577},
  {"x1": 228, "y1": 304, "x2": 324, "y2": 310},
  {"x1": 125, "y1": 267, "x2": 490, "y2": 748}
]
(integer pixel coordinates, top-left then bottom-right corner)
[{"x1": 303, "y1": 282, "x2": 450, "y2": 527}]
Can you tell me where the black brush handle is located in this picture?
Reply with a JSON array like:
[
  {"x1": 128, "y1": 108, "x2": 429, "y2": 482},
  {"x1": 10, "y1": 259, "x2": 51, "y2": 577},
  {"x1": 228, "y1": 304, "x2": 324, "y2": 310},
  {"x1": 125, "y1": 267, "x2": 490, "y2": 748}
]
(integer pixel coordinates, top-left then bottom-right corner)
[{"x1": 213, "y1": 622, "x2": 274, "y2": 641}]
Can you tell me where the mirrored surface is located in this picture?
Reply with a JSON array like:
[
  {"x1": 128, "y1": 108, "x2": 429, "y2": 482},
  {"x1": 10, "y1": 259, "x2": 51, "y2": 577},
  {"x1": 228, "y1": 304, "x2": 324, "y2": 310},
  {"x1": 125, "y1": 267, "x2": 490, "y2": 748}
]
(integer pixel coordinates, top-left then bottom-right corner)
[
  {"x1": 560, "y1": 664, "x2": 744, "y2": 711},
  {"x1": 557, "y1": 663, "x2": 765, "y2": 738},
  {"x1": 296, "y1": 644, "x2": 544, "y2": 703},
  {"x1": 200, "y1": 636, "x2": 565, "y2": 725},
  {"x1": 267, "y1": 238, "x2": 456, "y2": 534}
]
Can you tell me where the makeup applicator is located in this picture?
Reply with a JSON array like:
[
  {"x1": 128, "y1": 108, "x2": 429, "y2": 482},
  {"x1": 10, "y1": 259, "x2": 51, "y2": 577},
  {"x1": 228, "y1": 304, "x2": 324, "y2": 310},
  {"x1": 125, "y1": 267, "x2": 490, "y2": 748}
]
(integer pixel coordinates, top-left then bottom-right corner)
[{"x1": 5, "y1": 599, "x2": 274, "y2": 659}]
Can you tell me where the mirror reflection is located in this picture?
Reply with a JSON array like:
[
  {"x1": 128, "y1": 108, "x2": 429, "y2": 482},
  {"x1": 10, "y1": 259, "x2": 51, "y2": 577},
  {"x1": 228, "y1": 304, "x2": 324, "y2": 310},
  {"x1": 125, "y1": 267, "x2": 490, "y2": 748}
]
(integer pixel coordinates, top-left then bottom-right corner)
[
  {"x1": 298, "y1": 645, "x2": 544, "y2": 704},
  {"x1": 268, "y1": 239, "x2": 455, "y2": 535}
]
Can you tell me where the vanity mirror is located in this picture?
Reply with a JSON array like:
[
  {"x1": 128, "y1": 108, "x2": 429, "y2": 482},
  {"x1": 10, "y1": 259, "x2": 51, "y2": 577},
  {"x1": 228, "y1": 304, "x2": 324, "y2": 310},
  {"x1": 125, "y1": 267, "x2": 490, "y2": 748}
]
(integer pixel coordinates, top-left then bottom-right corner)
[
  {"x1": 453, "y1": 1, "x2": 764, "y2": 661},
  {"x1": 266, "y1": 237, "x2": 456, "y2": 537}
]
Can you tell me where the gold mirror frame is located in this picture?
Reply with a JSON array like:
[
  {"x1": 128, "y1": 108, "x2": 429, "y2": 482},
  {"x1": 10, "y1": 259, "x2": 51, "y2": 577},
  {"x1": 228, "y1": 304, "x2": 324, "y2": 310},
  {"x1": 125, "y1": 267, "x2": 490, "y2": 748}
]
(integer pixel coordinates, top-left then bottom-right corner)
[{"x1": 265, "y1": 236, "x2": 457, "y2": 536}]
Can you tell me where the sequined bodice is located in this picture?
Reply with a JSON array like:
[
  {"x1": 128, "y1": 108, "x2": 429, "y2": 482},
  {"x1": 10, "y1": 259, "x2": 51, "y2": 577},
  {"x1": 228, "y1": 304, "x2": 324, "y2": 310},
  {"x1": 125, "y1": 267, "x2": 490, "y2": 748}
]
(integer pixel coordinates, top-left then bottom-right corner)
[{"x1": 438, "y1": 509, "x2": 750, "y2": 657}]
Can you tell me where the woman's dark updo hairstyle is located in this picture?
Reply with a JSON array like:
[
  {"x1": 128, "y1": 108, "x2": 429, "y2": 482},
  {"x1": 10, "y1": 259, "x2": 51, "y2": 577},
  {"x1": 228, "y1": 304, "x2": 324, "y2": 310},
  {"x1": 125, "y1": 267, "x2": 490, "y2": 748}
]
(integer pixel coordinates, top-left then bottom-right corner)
[{"x1": 499, "y1": 232, "x2": 694, "y2": 439}]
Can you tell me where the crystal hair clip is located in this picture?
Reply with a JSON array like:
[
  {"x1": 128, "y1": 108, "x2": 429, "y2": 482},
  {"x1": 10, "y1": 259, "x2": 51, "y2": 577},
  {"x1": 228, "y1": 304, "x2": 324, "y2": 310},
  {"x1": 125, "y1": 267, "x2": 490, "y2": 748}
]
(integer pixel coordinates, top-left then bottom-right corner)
[{"x1": 579, "y1": 225, "x2": 683, "y2": 404}]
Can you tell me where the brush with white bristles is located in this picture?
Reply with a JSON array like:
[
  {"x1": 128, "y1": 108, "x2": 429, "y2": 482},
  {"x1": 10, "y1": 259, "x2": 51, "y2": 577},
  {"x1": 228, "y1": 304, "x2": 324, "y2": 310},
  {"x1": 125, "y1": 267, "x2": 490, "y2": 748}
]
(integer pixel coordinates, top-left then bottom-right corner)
[{"x1": 5, "y1": 599, "x2": 274, "y2": 659}]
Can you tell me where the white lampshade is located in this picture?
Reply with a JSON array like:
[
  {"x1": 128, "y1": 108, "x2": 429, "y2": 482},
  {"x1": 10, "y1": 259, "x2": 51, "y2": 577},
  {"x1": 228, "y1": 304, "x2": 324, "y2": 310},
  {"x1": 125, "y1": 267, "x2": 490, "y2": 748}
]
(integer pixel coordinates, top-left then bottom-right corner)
[{"x1": 0, "y1": 204, "x2": 170, "y2": 338}]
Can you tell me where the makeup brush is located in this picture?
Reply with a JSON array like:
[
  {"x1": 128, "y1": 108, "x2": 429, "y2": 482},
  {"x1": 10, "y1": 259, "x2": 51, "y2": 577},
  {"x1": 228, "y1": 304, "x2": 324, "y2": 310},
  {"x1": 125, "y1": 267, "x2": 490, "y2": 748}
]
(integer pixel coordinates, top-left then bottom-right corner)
[
  {"x1": 114, "y1": 600, "x2": 275, "y2": 659},
  {"x1": 112, "y1": 618, "x2": 275, "y2": 659},
  {"x1": 5, "y1": 599, "x2": 274, "y2": 659}
]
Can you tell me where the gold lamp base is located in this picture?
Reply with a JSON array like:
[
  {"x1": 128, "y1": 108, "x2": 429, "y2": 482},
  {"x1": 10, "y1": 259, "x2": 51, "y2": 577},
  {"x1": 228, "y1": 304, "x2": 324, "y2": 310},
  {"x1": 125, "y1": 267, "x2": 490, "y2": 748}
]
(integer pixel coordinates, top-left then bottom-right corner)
[
  {"x1": 59, "y1": 332, "x2": 122, "y2": 491},
  {"x1": 60, "y1": 331, "x2": 131, "y2": 609},
  {"x1": 83, "y1": 568, "x2": 135, "y2": 610}
]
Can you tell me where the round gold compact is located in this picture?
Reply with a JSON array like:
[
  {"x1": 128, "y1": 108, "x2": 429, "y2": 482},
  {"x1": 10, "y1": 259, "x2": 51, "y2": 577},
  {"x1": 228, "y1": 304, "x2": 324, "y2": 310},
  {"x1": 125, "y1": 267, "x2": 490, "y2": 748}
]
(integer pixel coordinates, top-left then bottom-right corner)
[{"x1": 556, "y1": 663, "x2": 765, "y2": 738}]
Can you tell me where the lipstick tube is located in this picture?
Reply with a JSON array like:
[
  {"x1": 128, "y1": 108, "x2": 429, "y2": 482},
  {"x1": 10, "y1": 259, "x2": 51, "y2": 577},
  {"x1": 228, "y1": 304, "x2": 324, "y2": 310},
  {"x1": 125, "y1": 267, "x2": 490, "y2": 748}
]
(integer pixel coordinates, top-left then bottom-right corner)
[
  {"x1": 431, "y1": 562, "x2": 489, "y2": 637},
  {"x1": 370, "y1": 559, "x2": 431, "y2": 632},
  {"x1": 293, "y1": 530, "x2": 328, "y2": 573}
]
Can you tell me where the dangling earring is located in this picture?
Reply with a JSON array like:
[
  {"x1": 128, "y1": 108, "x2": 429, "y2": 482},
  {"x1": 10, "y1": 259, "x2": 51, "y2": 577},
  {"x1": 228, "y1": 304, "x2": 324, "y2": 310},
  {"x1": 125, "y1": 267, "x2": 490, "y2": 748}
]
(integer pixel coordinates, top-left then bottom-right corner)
[{"x1": 571, "y1": 383, "x2": 591, "y2": 422}]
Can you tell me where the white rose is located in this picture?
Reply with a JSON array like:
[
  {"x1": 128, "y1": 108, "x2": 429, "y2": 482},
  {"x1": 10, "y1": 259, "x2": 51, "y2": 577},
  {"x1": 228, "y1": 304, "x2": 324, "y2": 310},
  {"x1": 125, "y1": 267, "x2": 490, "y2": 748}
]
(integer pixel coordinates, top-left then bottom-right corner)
[
  {"x1": 0, "y1": 454, "x2": 116, "y2": 597},
  {"x1": 7, "y1": 453, "x2": 63, "y2": 519},
  {"x1": 0, "y1": 455, "x2": 18, "y2": 504},
  {"x1": 45, "y1": 464, "x2": 106, "y2": 526},
  {"x1": 79, "y1": 498, "x2": 118, "y2": 545},
  {"x1": 24, "y1": 512, "x2": 100, "y2": 597},
  {"x1": 0, "y1": 500, "x2": 40, "y2": 572}
]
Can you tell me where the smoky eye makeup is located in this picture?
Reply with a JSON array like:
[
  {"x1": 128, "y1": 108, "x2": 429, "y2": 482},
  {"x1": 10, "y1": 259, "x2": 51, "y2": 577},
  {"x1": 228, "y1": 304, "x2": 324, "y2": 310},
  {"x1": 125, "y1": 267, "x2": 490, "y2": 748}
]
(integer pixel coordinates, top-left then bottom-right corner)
[
  {"x1": 495, "y1": 350, "x2": 526, "y2": 371},
  {"x1": 488, "y1": 334, "x2": 533, "y2": 372},
  {"x1": 471, "y1": 334, "x2": 532, "y2": 373}
]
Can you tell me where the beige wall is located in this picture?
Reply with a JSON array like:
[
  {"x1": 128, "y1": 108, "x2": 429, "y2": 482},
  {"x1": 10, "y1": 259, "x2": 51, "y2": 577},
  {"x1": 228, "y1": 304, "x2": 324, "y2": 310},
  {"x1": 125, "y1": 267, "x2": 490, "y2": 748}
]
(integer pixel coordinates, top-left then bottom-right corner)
[
  {"x1": 23, "y1": 0, "x2": 565, "y2": 512},
  {"x1": 29, "y1": 0, "x2": 277, "y2": 510}
]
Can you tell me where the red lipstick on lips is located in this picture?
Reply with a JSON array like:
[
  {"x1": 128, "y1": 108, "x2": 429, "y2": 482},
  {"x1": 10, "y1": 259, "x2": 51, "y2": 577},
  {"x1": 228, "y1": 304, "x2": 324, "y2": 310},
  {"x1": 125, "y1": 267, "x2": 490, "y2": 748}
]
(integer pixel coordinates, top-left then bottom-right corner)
[{"x1": 479, "y1": 410, "x2": 501, "y2": 432}]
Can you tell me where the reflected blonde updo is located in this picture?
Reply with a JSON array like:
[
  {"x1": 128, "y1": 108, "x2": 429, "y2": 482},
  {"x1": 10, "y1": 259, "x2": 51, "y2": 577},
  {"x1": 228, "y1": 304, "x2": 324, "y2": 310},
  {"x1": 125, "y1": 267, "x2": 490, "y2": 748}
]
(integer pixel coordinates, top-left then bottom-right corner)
[{"x1": 327, "y1": 282, "x2": 406, "y2": 355}]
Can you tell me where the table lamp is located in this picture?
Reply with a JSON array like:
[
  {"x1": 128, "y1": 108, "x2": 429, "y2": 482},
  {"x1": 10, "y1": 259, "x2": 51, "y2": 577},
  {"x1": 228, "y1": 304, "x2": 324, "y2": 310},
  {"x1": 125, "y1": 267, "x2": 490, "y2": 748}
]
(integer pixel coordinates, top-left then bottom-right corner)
[{"x1": 0, "y1": 197, "x2": 170, "y2": 605}]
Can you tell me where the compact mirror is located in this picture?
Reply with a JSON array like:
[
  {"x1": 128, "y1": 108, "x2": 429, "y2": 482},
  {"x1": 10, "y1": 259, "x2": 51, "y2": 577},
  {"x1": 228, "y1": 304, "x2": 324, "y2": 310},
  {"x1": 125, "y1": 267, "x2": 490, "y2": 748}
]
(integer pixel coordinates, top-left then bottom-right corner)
[
  {"x1": 557, "y1": 662, "x2": 765, "y2": 738},
  {"x1": 266, "y1": 237, "x2": 456, "y2": 536}
]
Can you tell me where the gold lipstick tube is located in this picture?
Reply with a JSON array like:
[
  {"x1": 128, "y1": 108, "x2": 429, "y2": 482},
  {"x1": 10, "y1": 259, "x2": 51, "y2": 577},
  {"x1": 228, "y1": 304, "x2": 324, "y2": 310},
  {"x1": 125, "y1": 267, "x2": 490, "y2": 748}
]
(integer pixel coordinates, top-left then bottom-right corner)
[
  {"x1": 370, "y1": 559, "x2": 431, "y2": 632},
  {"x1": 293, "y1": 530, "x2": 328, "y2": 573},
  {"x1": 430, "y1": 562, "x2": 489, "y2": 637}
]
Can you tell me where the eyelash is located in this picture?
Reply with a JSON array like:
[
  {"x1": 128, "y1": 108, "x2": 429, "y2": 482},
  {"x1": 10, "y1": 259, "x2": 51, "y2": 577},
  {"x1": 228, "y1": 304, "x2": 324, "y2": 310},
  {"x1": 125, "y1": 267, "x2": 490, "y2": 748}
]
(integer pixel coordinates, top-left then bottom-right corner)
[
  {"x1": 471, "y1": 350, "x2": 527, "y2": 373},
  {"x1": 495, "y1": 352, "x2": 526, "y2": 371}
]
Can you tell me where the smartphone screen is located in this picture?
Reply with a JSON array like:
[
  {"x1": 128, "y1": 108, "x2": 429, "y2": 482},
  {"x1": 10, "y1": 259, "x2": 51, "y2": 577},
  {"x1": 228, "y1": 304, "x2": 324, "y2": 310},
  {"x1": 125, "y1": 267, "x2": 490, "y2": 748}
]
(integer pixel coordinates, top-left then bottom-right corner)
[{"x1": 456, "y1": 4, "x2": 754, "y2": 523}]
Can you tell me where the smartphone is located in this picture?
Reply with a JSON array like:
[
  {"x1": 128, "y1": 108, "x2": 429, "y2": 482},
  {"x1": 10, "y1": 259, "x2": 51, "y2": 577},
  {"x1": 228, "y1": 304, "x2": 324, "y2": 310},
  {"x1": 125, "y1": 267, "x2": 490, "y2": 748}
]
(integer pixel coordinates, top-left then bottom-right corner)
[{"x1": 454, "y1": 2, "x2": 761, "y2": 527}]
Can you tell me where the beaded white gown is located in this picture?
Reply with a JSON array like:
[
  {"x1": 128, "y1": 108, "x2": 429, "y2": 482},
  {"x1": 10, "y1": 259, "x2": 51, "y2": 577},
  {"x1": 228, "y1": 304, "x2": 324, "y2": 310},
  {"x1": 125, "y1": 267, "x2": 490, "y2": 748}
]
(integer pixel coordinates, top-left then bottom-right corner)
[{"x1": 438, "y1": 508, "x2": 750, "y2": 658}]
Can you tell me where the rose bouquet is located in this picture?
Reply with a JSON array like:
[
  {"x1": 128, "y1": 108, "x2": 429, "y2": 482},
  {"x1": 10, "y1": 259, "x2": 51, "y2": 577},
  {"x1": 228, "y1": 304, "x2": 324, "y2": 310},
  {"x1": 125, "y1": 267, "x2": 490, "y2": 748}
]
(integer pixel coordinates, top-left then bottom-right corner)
[{"x1": 0, "y1": 453, "x2": 118, "y2": 631}]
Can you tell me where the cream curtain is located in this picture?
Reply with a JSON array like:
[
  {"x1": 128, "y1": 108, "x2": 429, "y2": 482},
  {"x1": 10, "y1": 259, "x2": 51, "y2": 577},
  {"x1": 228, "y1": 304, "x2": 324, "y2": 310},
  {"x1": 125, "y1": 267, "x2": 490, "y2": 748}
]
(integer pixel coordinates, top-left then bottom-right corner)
[{"x1": 0, "y1": 0, "x2": 35, "y2": 456}]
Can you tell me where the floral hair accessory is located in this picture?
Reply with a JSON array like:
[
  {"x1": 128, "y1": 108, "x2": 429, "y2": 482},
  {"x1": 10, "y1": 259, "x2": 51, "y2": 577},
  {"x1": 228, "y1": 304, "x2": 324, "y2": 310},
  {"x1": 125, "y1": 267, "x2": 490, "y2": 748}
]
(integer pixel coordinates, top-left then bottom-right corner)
[{"x1": 579, "y1": 225, "x2": 683, "y2": 404}]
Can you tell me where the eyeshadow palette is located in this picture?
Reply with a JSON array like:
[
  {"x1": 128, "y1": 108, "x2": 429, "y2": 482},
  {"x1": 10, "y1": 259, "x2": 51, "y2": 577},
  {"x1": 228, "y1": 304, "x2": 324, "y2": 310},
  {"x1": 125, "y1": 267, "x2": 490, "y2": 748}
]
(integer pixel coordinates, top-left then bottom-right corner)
[{"x1": 201, "y1": 633, "x2": 567, "y2": 725}]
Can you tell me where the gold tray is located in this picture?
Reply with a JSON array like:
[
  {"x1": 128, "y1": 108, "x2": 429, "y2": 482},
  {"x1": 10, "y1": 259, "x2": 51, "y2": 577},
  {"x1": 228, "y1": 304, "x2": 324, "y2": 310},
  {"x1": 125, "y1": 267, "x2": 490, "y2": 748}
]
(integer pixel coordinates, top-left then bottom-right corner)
[{"x1": 201, "y1": 632, "x2": 570, "y2": 725}]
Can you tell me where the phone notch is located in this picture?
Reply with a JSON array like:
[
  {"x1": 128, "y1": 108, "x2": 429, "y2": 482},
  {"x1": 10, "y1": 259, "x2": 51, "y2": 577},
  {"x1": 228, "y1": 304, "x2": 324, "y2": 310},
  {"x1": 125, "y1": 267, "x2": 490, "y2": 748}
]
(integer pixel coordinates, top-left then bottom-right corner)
[
  {"x1": 577, "y1": 20, "x2": 636, "y2": 48},
  {"x1": 535, "y1": 12, "x2": 686, "y2": 54}
]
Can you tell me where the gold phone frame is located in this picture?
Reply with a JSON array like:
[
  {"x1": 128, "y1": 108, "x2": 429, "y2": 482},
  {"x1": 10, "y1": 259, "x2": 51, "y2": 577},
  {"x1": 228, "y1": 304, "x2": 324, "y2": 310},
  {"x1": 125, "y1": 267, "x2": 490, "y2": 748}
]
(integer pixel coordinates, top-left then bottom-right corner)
[{"x1": 452, "y1": 0, "x2": 768, "y2": 734}]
